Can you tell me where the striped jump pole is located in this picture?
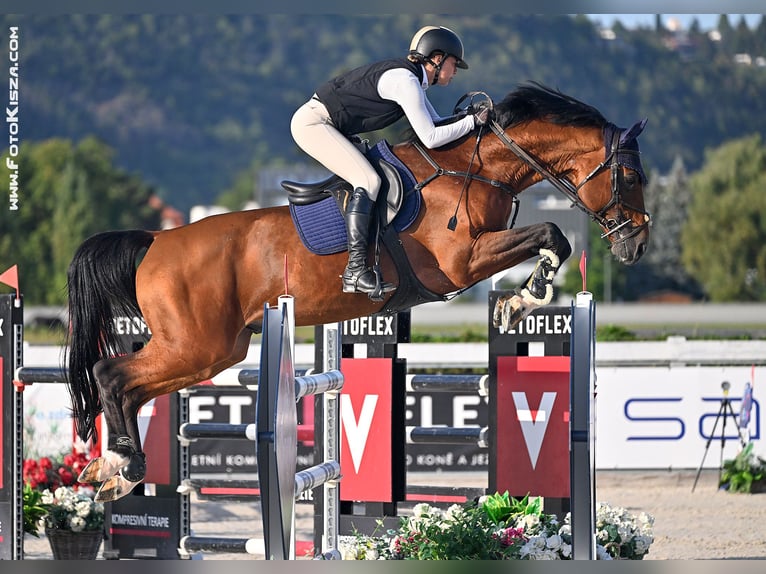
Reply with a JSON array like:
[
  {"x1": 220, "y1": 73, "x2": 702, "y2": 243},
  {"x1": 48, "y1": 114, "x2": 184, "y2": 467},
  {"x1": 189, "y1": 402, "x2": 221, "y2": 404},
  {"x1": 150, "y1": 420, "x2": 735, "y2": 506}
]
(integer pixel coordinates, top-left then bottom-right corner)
[{"x1": 404, "y1": 374, "x2": 489, "y2": 448}]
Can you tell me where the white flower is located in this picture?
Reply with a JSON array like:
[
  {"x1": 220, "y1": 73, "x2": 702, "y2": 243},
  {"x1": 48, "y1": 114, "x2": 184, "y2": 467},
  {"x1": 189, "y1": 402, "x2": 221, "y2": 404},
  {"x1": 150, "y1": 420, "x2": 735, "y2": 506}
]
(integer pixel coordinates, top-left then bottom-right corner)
[
  {"x1": 74, "y1": 500, "x2": 92, "y2": 518},
  {"x1": 517, "y1": 513, "x2": 540, "y2": 532},
  {"x1": 69, "y1": 516, "x2": 86, "y2": 532},
  {"x1": 444, "y1": 504, "x2": 464, "y2": 522},
  {"x1": 633, "y1": 535, "x2": 653, "y2": 555},
  {"x1": 411, "y1": 503, "x2": 432, "y2": 518},
  {"x1": 545, "y1": 534, "x2": 563, "y2": 550},
  {"x1": 364, "y1": 548, "x2": 379, "y2": 560}
]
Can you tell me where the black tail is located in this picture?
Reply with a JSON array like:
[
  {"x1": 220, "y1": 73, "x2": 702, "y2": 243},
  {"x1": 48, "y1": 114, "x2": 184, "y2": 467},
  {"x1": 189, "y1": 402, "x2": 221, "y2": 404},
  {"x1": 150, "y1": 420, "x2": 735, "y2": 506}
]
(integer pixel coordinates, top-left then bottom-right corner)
[{"x1": 64, "y1": 229, "x2": 156, "y2": 443}]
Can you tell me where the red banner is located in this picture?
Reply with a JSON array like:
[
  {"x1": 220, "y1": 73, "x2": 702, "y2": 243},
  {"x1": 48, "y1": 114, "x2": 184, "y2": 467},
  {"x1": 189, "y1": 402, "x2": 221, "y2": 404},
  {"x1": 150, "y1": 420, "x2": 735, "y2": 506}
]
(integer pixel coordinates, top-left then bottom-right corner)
[
  {"x1": 339, "y1": 358, "x2": 393, "y2": 502},
  {"x1": 496, "y1": 355, "x2": 570, "y2": 498},
  {"x1": 140, "y1": 394, "x2": 172, "y2": 485}
]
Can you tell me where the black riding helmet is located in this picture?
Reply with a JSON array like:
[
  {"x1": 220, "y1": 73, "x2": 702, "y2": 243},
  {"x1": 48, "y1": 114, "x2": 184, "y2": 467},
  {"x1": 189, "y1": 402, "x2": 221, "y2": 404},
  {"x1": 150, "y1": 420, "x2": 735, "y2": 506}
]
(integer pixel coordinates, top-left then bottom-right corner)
[{"x1": 409, "y1": 25, "x2": 468, "y2": 71}]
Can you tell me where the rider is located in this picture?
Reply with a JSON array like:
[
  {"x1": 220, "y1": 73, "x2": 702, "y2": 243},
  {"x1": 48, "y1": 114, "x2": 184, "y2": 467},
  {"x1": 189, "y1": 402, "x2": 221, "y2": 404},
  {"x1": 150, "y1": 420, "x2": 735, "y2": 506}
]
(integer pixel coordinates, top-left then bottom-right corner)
[{"x1": 290, "y1": 25, "x2": 489, "y2": 296}]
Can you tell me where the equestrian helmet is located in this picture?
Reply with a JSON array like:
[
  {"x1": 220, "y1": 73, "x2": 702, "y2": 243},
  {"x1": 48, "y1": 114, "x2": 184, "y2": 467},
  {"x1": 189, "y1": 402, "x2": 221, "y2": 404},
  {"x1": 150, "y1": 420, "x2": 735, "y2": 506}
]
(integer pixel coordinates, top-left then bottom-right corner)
[{"x1": 409, "y1": 25, "x2": 468, "y2": 69}]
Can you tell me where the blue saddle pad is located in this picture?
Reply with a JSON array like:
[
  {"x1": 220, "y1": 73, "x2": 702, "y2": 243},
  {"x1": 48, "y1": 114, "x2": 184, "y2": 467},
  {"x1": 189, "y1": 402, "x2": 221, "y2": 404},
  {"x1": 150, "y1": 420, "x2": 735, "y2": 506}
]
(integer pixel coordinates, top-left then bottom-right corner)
[{"x1": 289, "y1": 141, "x2": 420, "y2": 255}]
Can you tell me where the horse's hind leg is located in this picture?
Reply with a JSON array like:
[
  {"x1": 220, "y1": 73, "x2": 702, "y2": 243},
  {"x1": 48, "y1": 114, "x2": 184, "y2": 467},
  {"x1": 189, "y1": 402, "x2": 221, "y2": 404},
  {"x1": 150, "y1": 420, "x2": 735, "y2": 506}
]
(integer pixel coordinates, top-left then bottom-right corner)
[
  {"x1": 76, "y1": 354, "x2": 147, "y2": 500},
  {"x1": 492, "y1": 248, "x2": 562, "y2": 333},
  {"x1": 79, "y1": 331, "x2": 253, "y2": 502}
]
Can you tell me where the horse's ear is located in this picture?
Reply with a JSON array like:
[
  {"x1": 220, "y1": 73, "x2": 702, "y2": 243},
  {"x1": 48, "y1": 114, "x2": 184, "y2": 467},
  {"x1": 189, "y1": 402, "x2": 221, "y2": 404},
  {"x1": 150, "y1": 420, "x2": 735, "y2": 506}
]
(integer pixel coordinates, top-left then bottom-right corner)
[{"x1": 620, "y1": 118, "x2": 648, "y2": 144}]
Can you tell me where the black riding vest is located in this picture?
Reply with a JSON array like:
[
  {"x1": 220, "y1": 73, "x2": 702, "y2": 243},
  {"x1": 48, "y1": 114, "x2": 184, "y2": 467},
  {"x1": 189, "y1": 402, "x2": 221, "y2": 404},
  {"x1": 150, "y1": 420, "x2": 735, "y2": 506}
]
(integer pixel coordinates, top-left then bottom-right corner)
[{"x1": 315, "y1": 58, "x2": 425, "y2": 136}]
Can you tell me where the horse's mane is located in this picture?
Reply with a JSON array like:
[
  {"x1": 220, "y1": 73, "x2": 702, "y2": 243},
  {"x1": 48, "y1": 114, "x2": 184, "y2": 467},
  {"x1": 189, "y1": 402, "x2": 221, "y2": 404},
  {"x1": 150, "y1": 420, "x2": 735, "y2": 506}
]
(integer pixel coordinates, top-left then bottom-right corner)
[
  {"x1": 494, "y1": 81, "x2": 607, "y2": 129},
  {"x1": 398, "y1": 81, "x2": 606, "y2": 147}
]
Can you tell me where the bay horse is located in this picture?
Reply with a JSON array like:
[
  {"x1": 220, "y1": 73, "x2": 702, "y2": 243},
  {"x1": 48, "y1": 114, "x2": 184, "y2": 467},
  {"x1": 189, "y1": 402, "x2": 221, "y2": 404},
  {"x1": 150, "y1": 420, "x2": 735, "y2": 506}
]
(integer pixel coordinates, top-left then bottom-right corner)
[{"x1": 65, "y1": 82, "x2": 650, "y2": 502}]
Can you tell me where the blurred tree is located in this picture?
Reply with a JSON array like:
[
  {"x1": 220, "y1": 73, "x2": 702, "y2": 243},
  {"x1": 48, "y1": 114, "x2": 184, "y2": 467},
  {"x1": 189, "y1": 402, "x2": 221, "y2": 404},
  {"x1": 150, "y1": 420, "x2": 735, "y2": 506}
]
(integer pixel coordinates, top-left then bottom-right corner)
[
  {"x1": 0, "y1": 137, "x2": 160, "y2": 305},
  {"x1": 681, "y1": 134, "x2": 766, "y2": 301},
  {"x1": 636, "y1": 155, "x2": 702, "y2": 297}
]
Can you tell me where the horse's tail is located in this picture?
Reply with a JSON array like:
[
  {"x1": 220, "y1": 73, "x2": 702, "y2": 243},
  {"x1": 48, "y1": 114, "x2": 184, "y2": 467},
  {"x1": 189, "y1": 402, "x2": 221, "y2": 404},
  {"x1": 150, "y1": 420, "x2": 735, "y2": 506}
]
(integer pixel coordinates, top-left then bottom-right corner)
[{"x1": 64, "y1": 229, "x2": 156, "y2": 443}]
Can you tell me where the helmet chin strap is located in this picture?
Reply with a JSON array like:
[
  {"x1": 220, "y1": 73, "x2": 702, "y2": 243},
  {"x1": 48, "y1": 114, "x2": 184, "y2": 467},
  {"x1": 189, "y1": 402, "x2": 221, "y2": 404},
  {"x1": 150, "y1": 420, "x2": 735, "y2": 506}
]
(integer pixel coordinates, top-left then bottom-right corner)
[{"x1": 426, "y1": 57, "x2": 443, "y2": 85}]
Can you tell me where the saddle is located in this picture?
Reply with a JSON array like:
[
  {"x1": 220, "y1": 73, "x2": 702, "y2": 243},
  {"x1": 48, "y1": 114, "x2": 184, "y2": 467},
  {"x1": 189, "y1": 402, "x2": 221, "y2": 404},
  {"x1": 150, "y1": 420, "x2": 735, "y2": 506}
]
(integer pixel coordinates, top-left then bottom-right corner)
[
  {"x1": 281, "y1": 140, "x2": 445, "y2": 310},
  {"x1": 282, "y1": 139, "x2": 417, "y2": 232}
]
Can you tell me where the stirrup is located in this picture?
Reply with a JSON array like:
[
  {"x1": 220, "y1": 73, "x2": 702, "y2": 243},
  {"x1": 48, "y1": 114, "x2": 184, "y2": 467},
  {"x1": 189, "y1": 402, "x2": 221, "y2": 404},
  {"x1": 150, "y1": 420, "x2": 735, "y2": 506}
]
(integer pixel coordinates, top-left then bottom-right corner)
[{"x1": 341, "y1": 267, "x2": 395, "y2": 298}]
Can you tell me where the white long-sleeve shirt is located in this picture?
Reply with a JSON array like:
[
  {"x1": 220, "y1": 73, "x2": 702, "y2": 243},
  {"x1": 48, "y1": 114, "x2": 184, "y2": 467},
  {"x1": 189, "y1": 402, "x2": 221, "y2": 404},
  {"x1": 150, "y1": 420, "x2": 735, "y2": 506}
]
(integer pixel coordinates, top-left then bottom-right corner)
[{"x1": 376, "y1": 66, "x2": 476, "y2": 149}]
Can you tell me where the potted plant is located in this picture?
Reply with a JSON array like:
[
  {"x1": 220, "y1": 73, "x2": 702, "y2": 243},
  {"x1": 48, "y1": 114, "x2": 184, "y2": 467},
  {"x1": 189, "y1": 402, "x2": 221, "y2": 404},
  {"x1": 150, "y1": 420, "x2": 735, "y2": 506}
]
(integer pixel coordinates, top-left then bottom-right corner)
[
  {"x1": 719, "y1": 442, "x2": 766, "y2": 494},
  {"x1": 23, "y1": 450, "x2": 105, "y2": 559},
  {"x1": 40, "y1": 485, "x2": 105, "y2": 560}
]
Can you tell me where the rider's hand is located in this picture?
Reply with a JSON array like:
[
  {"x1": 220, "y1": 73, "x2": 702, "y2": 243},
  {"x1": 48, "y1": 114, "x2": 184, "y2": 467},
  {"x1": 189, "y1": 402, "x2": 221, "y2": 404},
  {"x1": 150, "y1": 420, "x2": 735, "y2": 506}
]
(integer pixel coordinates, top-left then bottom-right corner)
[{"x1": 472, "y1": 106, "x2": 490, "y2": 127}]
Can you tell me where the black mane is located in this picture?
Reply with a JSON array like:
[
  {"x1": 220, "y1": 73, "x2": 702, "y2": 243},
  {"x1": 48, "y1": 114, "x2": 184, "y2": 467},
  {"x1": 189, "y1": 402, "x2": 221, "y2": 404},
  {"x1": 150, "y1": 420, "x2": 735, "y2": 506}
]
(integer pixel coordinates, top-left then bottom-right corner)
[{"x1": 494, "y1": 81, "x2": 607, "y2": 129}]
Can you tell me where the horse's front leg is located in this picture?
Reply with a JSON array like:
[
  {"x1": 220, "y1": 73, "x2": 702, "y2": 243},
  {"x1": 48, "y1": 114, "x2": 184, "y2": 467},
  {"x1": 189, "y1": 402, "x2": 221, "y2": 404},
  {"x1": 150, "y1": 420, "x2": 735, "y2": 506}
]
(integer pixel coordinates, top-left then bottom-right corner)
[
  {"x1": 477, "y1": 222, "x2": 572, "y2": 333},
  {"x1": 492, "y1": 247, "x2": 563, "y2": 333}
]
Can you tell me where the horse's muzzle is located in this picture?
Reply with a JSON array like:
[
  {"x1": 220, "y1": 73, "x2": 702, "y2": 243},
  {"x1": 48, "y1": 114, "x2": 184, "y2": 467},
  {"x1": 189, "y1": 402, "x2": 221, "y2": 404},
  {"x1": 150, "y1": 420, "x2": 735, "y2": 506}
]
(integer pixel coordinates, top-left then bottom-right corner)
[{"x1": 610, "y1": 223, "x2": 649, "y2": 265}]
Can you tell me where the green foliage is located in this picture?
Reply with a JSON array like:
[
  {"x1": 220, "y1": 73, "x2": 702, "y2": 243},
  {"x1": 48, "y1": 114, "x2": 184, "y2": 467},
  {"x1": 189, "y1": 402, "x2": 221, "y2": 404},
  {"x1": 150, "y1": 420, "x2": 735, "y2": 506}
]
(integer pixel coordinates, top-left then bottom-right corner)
[
  {"x1": 22, "y1": 483, "x2": 47, "y2": 537},
  {"x1": 0, "y1": 138, "x2": 161, "y2": 305},
  {"x1": 481, "y1": 491, "x2": 542, "y2": 524},
  {"x1": 719, "y1": 442, "x2": 766, "y2": 493},
  {"x1": 681, "y1": 135, "x2": 766, "y2": 301},
  {"x1": 411, "y1": 328, "x2": 486, "y2": 343},
  {"x1": 596, "y1": 324, "x2": 639, "y2": 341}
]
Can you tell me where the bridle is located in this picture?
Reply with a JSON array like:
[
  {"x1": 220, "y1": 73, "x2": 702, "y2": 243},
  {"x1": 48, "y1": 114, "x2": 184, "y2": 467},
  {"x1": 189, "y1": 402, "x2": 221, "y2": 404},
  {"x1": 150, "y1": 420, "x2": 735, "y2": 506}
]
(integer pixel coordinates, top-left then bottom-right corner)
[
  {"x1": 487, "y1": 119, "x2": 651, "y2": 242},
  {"x1": 412, "y1": 92, "x2": 651, "y2": 245}
]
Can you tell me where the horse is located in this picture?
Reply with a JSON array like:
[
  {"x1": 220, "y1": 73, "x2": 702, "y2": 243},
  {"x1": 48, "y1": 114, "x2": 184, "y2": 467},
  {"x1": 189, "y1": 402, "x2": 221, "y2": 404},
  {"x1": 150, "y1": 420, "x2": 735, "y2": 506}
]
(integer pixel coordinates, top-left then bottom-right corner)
[{"x1": 64, "y1": 82, "x2": 650, "y2": 502}]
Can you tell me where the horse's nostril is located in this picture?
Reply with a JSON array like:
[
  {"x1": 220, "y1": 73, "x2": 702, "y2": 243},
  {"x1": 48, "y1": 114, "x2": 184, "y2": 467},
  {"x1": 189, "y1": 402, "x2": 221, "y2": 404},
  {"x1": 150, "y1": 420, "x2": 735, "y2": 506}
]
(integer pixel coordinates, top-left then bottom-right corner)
[{"x1": 636, "y1": 242, "x2": 646, "y2": 259}]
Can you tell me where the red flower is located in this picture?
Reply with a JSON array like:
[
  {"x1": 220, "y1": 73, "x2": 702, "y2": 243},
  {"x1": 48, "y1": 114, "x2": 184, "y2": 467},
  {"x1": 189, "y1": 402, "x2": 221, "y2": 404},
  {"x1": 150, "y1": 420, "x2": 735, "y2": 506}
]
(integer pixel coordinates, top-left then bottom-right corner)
[{"x1": 23, "y1": 450, "x2": 97, "y2": 492}]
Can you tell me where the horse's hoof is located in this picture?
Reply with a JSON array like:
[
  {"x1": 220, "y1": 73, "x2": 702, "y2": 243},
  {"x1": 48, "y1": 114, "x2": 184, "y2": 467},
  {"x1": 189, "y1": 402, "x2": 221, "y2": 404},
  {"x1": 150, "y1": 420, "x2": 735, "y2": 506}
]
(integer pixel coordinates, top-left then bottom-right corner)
[
  {"x1": 502, "y1": 294, "x2": 542, "y2": 332},
  {"x1": 78, "y1": 457, "x2": 110, "y2": 483},
  {"x1": 502, "y1": 297, "x2": 523, "y2": 332},
  {"x1": 78, "y1": 454, "x2": 129, "y2": 483},
  {"x1": 94, "y1": 473, "x2": 143, "y2": 502},
  {"x1": 492, "y1": 296, "x2": 507, "y2": 329}
]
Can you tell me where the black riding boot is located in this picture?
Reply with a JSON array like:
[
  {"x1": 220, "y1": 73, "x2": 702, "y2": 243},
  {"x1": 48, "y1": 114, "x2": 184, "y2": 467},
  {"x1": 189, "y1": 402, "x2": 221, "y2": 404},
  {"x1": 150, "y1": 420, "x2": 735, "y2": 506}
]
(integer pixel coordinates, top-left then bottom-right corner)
[{"x1": 342, "y1": 188, "x2": 392, "y2": 295}]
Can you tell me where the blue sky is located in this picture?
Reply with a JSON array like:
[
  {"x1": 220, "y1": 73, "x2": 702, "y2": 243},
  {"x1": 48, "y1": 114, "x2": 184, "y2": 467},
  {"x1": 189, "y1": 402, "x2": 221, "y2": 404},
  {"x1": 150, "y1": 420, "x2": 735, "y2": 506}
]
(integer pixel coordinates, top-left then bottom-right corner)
[{"x1": 587, "y1": 14, "x2": 763, "y2": 30}]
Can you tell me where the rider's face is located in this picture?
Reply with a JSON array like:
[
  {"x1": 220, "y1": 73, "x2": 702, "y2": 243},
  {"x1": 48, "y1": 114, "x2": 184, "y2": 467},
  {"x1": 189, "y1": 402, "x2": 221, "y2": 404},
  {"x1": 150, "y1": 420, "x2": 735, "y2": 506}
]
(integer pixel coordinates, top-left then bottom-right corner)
[{"x1": 433, "y1": 55, "x2": 458, "y2": 86}]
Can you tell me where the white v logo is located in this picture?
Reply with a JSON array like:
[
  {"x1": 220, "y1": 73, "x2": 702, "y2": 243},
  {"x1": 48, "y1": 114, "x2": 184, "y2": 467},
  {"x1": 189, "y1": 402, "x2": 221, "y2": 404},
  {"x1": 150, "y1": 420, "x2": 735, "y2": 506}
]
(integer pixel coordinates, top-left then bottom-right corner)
[
  {"x1": 511, "y1": 391, "x2": 557, "y2": 469},
  {"x1": 340, "y1": 394, "x2": 378, "y2": 474}
]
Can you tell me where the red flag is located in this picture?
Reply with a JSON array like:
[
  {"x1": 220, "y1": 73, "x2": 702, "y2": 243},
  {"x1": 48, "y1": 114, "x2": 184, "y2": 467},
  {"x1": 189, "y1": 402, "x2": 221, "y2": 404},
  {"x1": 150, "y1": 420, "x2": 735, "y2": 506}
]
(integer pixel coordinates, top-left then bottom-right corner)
[
  {"x1": 579, "y1": 251, "x2": 587, "y2": 292},
  {"x1": 0, "y1": 264, "x2": 19, "y2": 299}
]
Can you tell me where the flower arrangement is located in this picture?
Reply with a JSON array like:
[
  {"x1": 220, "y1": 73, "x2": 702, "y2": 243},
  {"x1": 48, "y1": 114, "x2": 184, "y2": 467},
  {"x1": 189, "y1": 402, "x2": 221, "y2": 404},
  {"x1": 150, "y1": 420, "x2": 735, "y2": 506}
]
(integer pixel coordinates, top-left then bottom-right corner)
[
  {"x1": 337, "y1": 492, "x2": 654, "y2": 560},
  {"x1": 592, "y1": 501, "x2": 655, "y2": 560},
  {"x1": 22, "y1": 449, "x2": 100, "y2": 536},
  {"x1": 40, "y1": 486, "x2": 105, "y2": 533}
]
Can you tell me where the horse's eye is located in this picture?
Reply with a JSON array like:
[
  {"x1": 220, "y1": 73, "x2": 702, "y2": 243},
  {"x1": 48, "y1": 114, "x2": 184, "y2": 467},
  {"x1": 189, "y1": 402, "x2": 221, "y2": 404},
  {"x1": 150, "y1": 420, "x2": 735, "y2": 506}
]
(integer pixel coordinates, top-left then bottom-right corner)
[{"x1": 623, "y1": 172, "x2": 638, "y2": 186}]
